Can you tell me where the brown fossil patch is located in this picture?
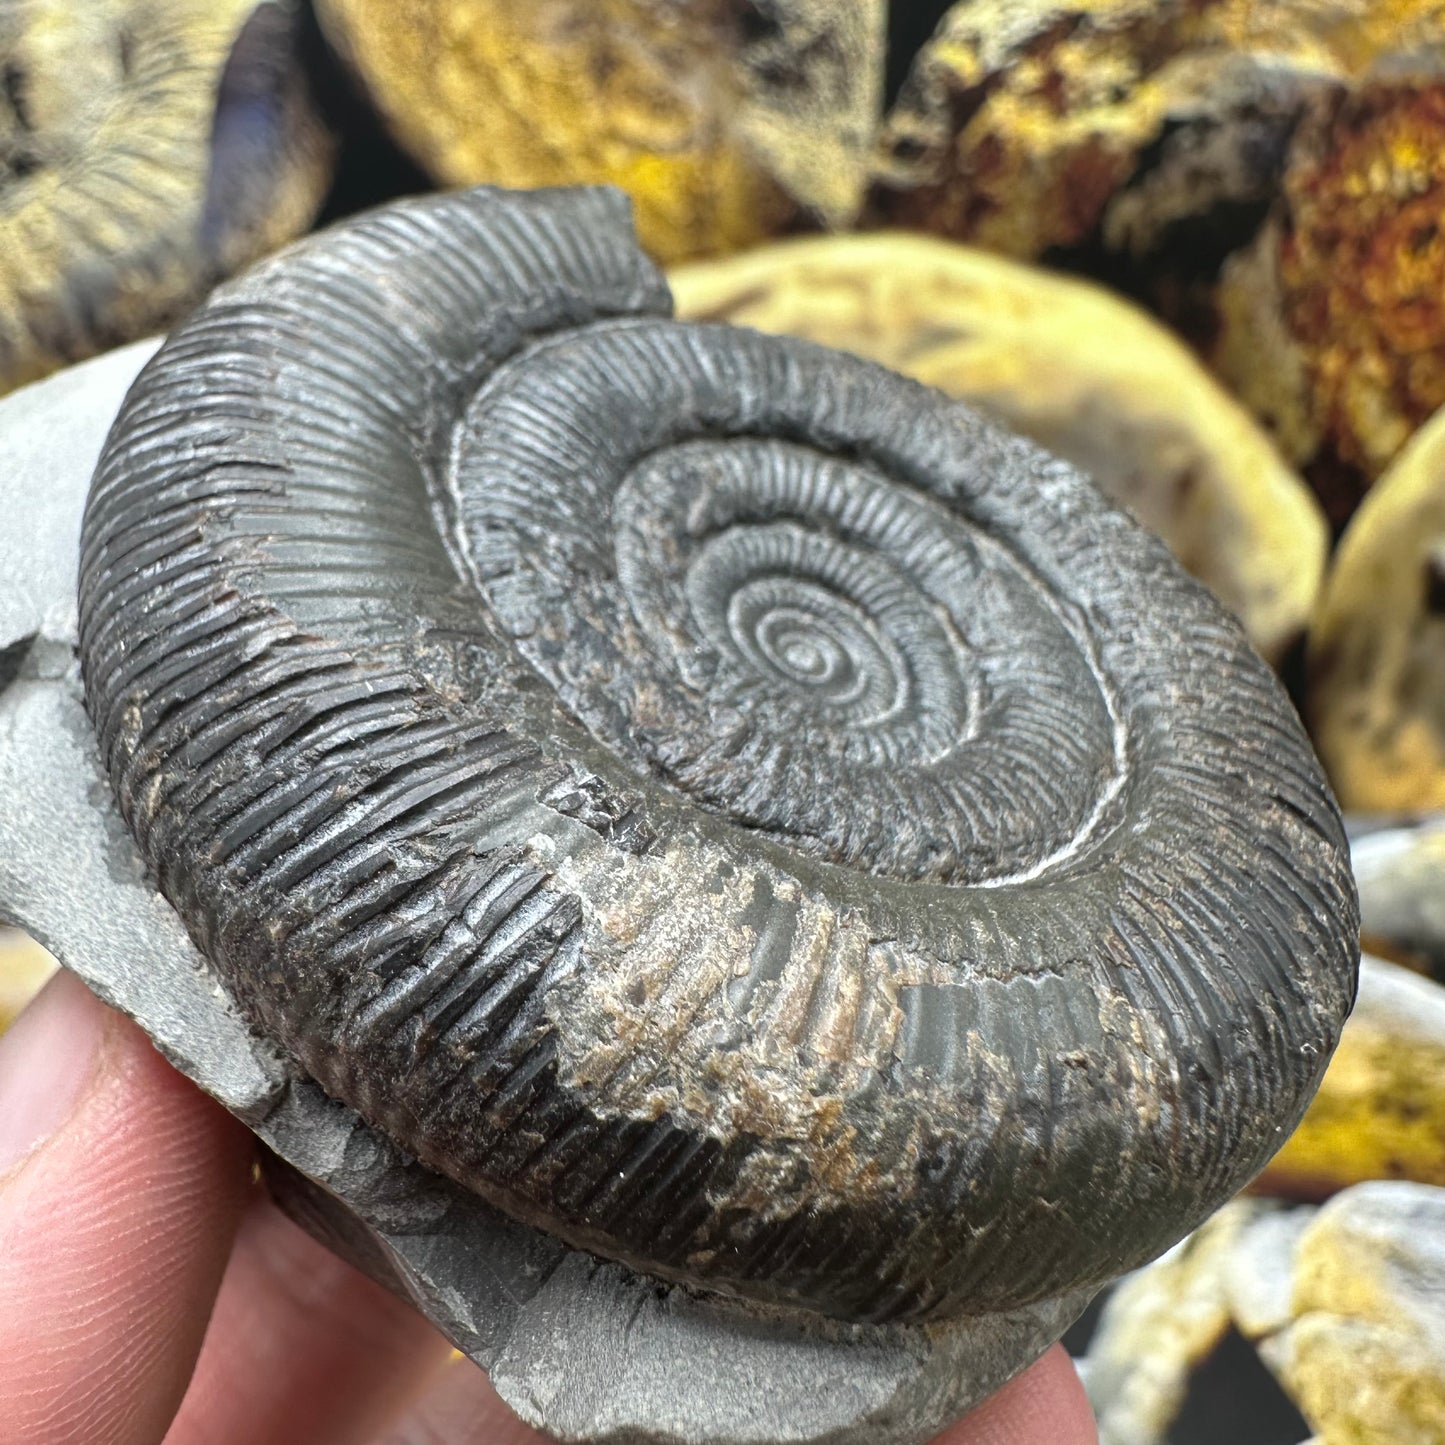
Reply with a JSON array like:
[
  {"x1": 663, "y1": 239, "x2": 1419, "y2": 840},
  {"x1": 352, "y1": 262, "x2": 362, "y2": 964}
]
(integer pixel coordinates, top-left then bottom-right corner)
[{"x1": 867, "y1": 0, "x2": 1345, "y2": 266}]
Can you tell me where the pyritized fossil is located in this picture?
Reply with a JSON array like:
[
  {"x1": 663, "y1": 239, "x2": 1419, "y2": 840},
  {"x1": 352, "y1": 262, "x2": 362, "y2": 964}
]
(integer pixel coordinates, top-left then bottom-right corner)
[{"x1": 77, "y1": 186, "x2": 1358, "y2": 1333}]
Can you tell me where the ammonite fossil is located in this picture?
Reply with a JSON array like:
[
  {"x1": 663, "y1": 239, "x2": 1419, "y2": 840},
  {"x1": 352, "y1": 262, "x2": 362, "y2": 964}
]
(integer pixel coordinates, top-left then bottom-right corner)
[
  {"x1": 0, "y1": 0, "x2": 332, "y2": 395},
  {"x1": 78, "y1": 185, "x2": 1359, "y2": 1329}
]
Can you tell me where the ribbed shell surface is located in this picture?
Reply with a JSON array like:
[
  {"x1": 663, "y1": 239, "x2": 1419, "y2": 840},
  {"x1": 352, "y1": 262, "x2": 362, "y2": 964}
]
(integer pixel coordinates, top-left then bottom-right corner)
[{"x1": 78, "y1": 186, "x2": 1359, "y2": 1326}]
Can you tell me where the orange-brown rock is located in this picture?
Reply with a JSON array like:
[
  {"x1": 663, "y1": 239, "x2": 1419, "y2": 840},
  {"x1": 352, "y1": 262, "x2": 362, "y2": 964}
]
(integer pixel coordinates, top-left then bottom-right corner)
[
  {"x1": 1264, "y1": 1182, "x2": 1445, "y2": 1445},
  {"x1": 314, "y1": 0, "x2": 885, "y2": 263},
  {"x1": 1213, "y1": 63, "x2": 1445, "y2": 524}
]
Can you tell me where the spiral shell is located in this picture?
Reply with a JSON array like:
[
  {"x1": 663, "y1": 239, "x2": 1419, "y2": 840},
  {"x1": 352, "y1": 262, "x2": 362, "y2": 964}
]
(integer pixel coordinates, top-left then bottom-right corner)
[
  {"x1": 78, "y1": 186, "x2": 1358, "y2": 1326},
  {"x1": 669, "y1": 231, "x2": 1328, "y2": 666}
]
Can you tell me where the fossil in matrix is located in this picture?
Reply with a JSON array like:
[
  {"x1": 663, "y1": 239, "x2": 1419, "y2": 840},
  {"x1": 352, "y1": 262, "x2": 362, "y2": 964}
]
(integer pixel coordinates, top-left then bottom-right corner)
[{"x1": 76, "y1": 186, "x2": 1358, "y2": 1338}]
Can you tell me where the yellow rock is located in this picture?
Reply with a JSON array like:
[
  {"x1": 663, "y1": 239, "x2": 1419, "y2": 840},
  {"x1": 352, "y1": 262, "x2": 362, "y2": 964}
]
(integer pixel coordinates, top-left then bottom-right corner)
[
  {"x1": 671, "y1": 231, "x2": 1327, "y2": 663},
  {"x1": 314, "y1": 0, "x2": 885, "y2": 263},
  {"x1": 1083, "y1": 1199, "x2": 1269, "y2": 1443},
  {"x1": 1264, "y1": 1181, "x2": 1445, "y2": 1445},
  {"x1": 1307, "y1": 403, "x2": 1445, "y2": 810},
  {"x1": 1261, "y1": 956, "x2": 1445, "y2": 1198},
  {"x1": 0, "y1": 0, "x2": 333, "y2": 395},
  {"x1": 0, "y1": 929, "x2": 55, "y2": 1035}
]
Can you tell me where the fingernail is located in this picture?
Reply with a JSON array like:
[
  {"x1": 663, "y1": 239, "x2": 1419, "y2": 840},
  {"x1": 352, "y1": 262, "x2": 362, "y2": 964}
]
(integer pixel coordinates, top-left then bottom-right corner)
[{"x1": 0, "y1": 968, "x2": 105, "y2": 1176}]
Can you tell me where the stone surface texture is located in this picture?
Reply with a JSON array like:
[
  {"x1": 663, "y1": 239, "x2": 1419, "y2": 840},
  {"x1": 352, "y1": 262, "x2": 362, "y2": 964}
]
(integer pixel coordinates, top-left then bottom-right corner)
[
  {"x1": 870, "y1": 2, "x2": 1445, "y2": 526},
  {"x1": 1080, "y1": 1181, "x2": 1445, "y2": 1445},
  {"x1": 869, "y1": 1, "x2": 1347, "y2": 263}
]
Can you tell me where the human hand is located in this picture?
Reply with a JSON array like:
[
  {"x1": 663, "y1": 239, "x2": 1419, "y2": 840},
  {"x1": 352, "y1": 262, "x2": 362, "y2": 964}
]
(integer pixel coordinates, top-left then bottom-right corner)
[{"x1": 0, "y1": 970, "x2": 1097, "y2": 1445}]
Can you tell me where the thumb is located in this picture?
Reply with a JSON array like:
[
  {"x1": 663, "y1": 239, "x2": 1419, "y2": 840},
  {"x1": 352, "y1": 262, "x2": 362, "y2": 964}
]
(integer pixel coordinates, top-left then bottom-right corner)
[{"x1": 0, "y1": 969, "x2": 253, "y2": 1445}]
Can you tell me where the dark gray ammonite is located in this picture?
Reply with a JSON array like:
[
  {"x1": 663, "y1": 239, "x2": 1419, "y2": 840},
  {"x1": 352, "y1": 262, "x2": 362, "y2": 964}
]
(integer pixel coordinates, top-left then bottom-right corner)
[{"x1": 77, "y1": 186, "x2": 1359, "y2": 1327}]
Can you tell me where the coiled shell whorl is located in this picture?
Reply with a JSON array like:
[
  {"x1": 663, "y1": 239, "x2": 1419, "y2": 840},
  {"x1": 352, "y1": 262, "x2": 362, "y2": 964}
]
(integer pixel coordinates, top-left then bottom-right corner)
[{"x1": 78, "y1": 187, "x2": 1359, "y2": 1326}]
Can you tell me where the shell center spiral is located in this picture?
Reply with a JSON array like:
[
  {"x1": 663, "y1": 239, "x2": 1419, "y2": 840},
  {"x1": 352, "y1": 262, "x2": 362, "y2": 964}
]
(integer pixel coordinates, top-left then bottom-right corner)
[
  {"x1": 448, "y1": 320, "x2": 1125, "y2": 884},
  {"x1": 691, "y1": 530, "x2": 915, "y2": 725}
]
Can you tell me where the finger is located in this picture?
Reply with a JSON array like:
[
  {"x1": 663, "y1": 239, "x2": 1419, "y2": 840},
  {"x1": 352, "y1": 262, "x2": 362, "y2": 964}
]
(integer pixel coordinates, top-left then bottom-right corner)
[
  {"x1": 163, "y1": 1195, "x2": 455, "y2": 1445},
  {"x1": 373, "y1": 1353, "x2": 553, "y2": 1445},
  {"x1": 0, "y1": 969, "x2": 253, "y2": 1445},
  {"x1": 932, "y1": 1344, "x2": 1096, "y2": 1445}
]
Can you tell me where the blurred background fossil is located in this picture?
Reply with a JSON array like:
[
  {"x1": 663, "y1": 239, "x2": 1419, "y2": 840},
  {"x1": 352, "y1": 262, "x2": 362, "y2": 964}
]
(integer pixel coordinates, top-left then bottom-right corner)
[
  {"x1": 313, "y1": 0, "x2": 886, "y2": 262},
  {"x1": 1212, "y1": 59, "x2": 1445, "y2": 528},
  {"x1": 870, "y1": 1, "x2": 1445, "y2": 531},
  {"x1": 0, "y1": 0, "x2": 333, "y2": 395}
]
